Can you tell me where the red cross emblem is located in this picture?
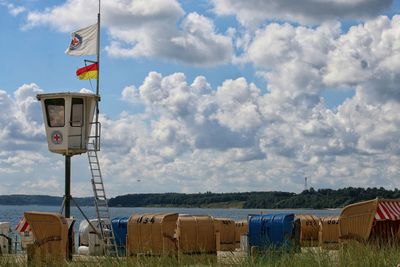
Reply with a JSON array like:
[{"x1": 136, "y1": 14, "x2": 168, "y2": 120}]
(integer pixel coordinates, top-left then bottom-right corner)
[
  {"x1": 51, "y1": 131, "x2": 63, "y2": 144},
  {"x1": 53, "y1": 133, "x2": 60, "y2": 142}
]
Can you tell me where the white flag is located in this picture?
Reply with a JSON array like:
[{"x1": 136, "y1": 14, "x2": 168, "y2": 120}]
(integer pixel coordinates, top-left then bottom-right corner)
[{"x1": 65, "y1": 23, "x2": 98, "y2": 56}]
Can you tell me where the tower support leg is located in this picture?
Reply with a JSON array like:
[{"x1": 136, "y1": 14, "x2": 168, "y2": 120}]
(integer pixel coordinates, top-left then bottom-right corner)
[{"x1": 65, "y1": 155, "x2": 72, "y2": 260}]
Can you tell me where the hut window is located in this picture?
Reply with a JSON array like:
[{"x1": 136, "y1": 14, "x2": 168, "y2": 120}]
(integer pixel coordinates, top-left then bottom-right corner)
[
  {"x1": 70, "y1": 98, "x2": 84, "y2": 127},
  {"x1": 45, "y1": 98, "x2": 65, "y2": 127}
]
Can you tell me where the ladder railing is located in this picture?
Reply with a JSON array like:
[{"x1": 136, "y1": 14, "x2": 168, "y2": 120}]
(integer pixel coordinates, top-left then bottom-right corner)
[
  {"x1": 88, "y1": 121, "x2": 101, "y2": 151},
  {"x1": 87, "y1": 140, "x2": 118, "y2": 257}
]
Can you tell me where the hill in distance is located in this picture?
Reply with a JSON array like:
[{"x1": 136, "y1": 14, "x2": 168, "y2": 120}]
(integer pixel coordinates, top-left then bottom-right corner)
[
  {"x1": 1, "y1": 187, "x2": 399, "y2": 209},
  {"x1": 108, "y1": 187, "x2": 400, "y2": 209},
  {"x1": 0, "y1": 194, "x2": 93, "y2": 206}
]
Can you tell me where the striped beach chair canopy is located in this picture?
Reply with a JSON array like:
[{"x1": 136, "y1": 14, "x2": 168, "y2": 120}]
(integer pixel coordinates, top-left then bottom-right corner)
[
  {"x1": 374, "y1": 200, "x2": 400, "y2": 221},
  {"x1": 15, "y1": 216, "x2": 31, "y2": 232}
]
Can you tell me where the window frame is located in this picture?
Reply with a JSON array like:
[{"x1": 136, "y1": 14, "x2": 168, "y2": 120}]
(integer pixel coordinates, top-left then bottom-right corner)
[
  {"x1": 44, "y1": 98, "x2": 65, "y2": 128},
  {"x1": 70, "y1": 98, "x2": 84, "y2": 127}
]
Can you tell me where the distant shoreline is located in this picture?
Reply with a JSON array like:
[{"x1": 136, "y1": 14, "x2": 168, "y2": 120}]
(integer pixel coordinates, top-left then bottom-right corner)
[
  {"x1": 0, "y1": 203, "x2": 341, "y2": 210},
  {"x1": 1, "y1": 187, "x2": 399, "y2": 209}
]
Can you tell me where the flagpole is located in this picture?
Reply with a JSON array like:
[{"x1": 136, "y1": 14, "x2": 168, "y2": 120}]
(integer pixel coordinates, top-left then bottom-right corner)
[
  {"x1": 95, "y1": 0, "x2": 100, "y2": 149},
  {"x1": 96, "y1": 1, "x2": 100, "y2": 95}
]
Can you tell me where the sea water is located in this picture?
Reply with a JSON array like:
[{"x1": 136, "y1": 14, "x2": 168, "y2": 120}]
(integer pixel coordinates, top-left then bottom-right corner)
[{"x1": 0, "y1": 204, "x2": 340, "y2": 229}]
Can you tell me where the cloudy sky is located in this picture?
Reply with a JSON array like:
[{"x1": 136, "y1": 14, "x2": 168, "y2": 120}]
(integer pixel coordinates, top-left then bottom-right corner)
[{"x1": 1, "y1": 0, "x2": 400, "y2": 197}]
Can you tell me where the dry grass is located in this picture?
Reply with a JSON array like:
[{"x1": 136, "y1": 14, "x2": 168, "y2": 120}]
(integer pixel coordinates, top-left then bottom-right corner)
[{"x1": 1, "y1": 242, "x2": 400, "y2": 266}]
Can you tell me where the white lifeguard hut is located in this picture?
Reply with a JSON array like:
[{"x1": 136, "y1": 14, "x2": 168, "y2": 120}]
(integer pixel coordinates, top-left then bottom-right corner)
[
  {"x1": 33, "y1": 1, "x2": 118, "y2": 259},
  {"x1": 36, "y1": 92, "x2": 101, "y2": 259},
  {"x1": 37, "y1": 92, "x2": 100, "y2": 155}
]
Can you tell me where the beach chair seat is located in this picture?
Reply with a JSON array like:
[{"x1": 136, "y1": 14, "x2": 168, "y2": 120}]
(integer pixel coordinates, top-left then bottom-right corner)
[{"x1": 24, "y1": 211, "x2": 69, "y2": 264}]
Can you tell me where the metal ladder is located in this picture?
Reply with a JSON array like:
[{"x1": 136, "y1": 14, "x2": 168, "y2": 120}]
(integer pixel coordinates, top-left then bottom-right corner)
[{"x1": 87, "y1": 141, "x2": 118, "y2": 257}]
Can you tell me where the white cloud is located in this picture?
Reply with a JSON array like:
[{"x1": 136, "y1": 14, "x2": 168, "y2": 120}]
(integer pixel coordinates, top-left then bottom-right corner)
[
  {"x1": 121, "y1": 85, "x2": 139, "y2": 103},
  {"x1": 79, "y1": 88, "x2": 95, "y2": 94},
  {"x1": 0, "y1": 1, "x2": 26, "y2": 16},
  {"x1": 20, "y1": 178, "x2": 60, "y2": 194},
  {"x1": 133, "y1": 72, "x2": 263, "y2": 152},
  {"x1": 2, "y1": 151, "x2": 48, "y2": 173},
  {"x1": 0, "y1": 84, "x2": 44, "y2": 149},
  {"x1": 0, "y1": 84, "x2": 47, "y2": 173},
  {"x1": 212, "y1": 0, "x2": 393, "y2": 27},
  {"x1": 324, "y1": 15, "x2": 400, "y2": 103},
  {"x1": 212, "y1": 78, "x2": 262, "y2": 132},
  {"x1": 23, "y1": 0, "x2": 233, "y2": 66},
  {"x1": 238, "y1": 22, "x2": 340, "y2": 69},
  {"x1": 106, "y1": 11, "x2": 232, "y2": 65},
  {"x1": 110, "y1": 60, "x2": 398, "y2": 192},
  {"x1": 24, "y1": 0, "x2": 100, "y2": 31}
]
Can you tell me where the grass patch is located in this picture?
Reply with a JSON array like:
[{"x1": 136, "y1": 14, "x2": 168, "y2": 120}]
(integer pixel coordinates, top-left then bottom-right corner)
[{"x1": 2, "y1": 242, "x2": 400, "y2": 266}]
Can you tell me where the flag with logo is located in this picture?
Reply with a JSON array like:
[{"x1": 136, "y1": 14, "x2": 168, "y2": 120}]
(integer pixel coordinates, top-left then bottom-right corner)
[
  {"x1": 76, "y1": 63, "x2": 98, "y2": 80},
  {"x1": 65, "y1": 23, "x2": 98, "y2": 56}
]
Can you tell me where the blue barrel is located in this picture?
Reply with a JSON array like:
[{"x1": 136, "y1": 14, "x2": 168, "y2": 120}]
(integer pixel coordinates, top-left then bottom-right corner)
[
  {"x1": 248, "y1": 213, "x2": 295, "y2": 249},
  {"x1": 112, "y1": 217, "x2": 129, "y2": 253}
]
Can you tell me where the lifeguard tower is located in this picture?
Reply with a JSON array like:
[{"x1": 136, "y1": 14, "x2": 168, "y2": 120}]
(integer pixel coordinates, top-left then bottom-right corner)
[
  {"x1": 33, "y1": 1, "x2": 117, "y2": 260},
  {"x1": 36, "y1": 92, "x2": 117, "y2": 258},
  {"x1": 37, "y1": 92, "x2": 100, "y2": 155}
]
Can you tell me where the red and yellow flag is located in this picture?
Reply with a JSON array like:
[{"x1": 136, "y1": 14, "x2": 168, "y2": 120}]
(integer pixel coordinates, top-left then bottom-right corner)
[{"x1": 76, "y1": 63, "x2": 98, "y2": 80}]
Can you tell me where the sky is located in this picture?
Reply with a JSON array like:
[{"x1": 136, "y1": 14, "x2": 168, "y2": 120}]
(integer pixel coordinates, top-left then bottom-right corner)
[{"x1": 1, "y1": 0, "x2": 400, "y2": 197}]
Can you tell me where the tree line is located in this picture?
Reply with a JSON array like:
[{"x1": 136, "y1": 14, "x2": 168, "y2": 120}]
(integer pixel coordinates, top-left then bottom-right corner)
[
  {"x1": 108, "y1": 187, "x2": 400, "y2": 209},
  {"x1": 0, "y1": 195, "x2": 93, "y2": 206},
  {"x1": 1, "y1": 187, "x2": 399, "y2": 208}
]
